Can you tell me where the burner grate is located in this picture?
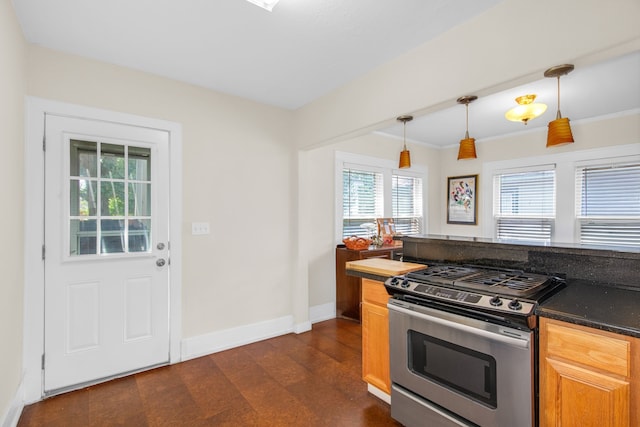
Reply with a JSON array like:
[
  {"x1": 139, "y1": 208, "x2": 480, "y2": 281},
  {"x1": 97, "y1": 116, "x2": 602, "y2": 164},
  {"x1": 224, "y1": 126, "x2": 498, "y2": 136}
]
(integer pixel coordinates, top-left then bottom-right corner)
[
  {"x1": 404, "y1": 264, "x2": 554, "y2": 298},
  {"x1": 455, "y1": 271, "x2": 550, "y2": 297},
  {"x1": 407, "y1": 265, "x2": 479, "y2": 282}
]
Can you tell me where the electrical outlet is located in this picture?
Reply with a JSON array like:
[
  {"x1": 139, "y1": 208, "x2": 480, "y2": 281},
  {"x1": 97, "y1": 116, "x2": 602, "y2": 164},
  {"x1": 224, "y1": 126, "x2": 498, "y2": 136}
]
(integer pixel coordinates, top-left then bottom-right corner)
[{"x1": 191, "y1": 222, "x2": 210, "y2": 235}]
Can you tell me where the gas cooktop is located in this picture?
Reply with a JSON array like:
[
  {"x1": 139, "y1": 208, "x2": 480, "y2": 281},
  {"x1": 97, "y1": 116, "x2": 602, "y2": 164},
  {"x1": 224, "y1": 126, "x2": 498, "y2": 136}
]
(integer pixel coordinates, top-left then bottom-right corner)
[
  {"x1": 406, "y1": 264, "x2": 553, "y2": 298},
  {"x1": 385, "y1": 263, "x2": 565, "y2": 318}
]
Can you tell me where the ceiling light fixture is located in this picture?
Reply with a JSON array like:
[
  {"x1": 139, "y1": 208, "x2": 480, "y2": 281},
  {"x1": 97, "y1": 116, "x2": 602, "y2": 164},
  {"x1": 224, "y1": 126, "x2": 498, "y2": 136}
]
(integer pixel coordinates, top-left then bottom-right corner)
[
  {"x1": 397, "y1": 115, "x2": 413, "y2": 169},
  {"x1": 504, "y1": 94, "x2": 547, "y2": 125},
  {"x1": 246, "y1": 0, "x2": 280, "y2": 12},
  {"x1": 544, "y1": 64, "x2": 575, "y2": 147},
  {"x1": 457, "y1": 96, "x2": 478, "y2": 160}
]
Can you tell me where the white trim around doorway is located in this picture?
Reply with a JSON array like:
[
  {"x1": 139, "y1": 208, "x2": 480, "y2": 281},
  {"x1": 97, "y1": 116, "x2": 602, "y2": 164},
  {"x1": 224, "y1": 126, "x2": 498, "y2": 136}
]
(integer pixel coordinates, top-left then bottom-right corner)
[{"x1": 22, "y1": 97, "x2": 183, "y2": 404}]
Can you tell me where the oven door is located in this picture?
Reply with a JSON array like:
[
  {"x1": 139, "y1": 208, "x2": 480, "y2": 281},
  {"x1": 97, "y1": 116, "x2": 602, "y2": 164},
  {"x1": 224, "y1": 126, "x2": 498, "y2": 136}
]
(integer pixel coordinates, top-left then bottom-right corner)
[{"x1": 388, "y1": 299, "x2": 534, "y2": 427}]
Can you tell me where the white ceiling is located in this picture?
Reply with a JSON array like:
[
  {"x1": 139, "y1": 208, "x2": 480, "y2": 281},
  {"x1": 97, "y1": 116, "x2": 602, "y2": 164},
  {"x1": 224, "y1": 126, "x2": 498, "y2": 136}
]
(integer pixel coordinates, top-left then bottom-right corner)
[
  {"x1": 12, "y1": 0, "x2": 501, "y2": 109},
  {"x1": 12, "y1": 0, "x2": 639, "y2": 146}
]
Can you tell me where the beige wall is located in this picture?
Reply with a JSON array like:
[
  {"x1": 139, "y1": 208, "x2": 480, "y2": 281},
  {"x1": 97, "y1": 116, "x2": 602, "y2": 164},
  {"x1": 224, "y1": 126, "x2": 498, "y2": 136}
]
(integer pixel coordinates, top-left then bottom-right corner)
[
  {"x1": 0, "y1": 0, "x2": 25, "y2": 421},
  {"x1": 26, "y1": 46, "x2": 296, "y2": 337}
]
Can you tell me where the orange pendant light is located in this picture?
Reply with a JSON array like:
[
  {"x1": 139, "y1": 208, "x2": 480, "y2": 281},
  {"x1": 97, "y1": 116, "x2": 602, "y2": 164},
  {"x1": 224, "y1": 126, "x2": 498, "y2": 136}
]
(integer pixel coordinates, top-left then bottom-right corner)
[
  {"x1": 544, "y1": 64, "x2": 575, "y2": 147},
  {"x1": 457, "y1": 96, "x2": 478, "y2": 160},
  {"x1": 397, "y1": 115, "x2": 413, "y2": 168}
]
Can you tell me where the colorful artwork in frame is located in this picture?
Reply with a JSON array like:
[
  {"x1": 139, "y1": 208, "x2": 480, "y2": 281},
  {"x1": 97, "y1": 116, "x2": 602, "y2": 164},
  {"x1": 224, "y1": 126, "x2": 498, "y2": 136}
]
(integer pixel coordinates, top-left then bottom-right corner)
[{"x1": 447, "y1": 175, "x2": 478, "y2": 225}]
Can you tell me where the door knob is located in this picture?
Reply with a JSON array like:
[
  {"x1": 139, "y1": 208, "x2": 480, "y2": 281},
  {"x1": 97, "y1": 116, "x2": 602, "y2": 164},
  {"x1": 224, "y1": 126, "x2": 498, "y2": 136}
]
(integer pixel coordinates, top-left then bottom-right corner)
[{"x1": 156, "y1": 258, "x2": 166, "y2": 267}]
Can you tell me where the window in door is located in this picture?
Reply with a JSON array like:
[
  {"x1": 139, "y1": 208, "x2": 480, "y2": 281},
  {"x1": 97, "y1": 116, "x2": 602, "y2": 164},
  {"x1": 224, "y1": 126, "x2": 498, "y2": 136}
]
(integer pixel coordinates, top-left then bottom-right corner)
[
  {"x1": 493, "y1": 167, "x2": 555, "y2": 243},
  {"x1": 576, "y1": 160, "x2": 640, "y2": 247},
  {"x1": 69, "y1": 139, "x2": 152, "y2": 256}
]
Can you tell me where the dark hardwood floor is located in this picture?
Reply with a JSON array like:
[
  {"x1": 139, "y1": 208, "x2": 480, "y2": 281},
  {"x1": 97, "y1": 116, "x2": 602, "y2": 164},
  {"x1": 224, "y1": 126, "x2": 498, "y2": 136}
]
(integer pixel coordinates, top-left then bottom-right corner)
[{"x1": 18, "y1": 319, "x2": 401, "y2": 426}]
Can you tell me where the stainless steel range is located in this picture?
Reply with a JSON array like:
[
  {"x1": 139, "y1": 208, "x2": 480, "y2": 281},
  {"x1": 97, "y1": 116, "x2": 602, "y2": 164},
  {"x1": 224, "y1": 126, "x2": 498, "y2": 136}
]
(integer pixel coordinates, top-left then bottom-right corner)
[{"x1": 385, "y1": 263, "x2": 564, "y2": 427}]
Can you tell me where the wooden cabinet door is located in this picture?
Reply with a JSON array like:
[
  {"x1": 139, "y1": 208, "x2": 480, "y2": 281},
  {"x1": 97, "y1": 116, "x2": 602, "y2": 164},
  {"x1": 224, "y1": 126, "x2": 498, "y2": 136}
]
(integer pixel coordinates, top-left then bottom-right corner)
[
  {"x1": 541, "y1": 357, "x2": 629, "y2": 427},
  {"x1": 362, "y1": 301, "x2": 390, "y2": 394},
  {"x1": 539, "y1": 318, "x2": 634, "y2": 427}
]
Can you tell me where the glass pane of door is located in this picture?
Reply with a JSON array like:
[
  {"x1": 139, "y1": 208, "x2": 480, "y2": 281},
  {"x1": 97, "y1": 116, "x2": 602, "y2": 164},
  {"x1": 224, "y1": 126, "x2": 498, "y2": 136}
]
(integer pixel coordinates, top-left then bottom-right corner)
[{"x1": 69, "y1": 141, "x2": 152, "y2": 256}]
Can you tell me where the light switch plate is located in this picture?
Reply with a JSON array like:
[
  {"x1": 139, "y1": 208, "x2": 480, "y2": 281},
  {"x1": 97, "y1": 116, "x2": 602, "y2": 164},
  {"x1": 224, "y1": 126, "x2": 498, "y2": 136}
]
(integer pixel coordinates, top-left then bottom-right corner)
[{"x1": 191, "y1": 222, "x2": 210, "y2": 235}]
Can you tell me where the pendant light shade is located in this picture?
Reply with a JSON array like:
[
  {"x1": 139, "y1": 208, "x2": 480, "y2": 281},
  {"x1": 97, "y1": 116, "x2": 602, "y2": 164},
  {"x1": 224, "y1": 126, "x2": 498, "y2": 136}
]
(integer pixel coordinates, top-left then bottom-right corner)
[
  {"x1": 544, "y1": 64, "x2": 574, "y2": 147},
  {"x1": 547, "y1": 117, "x2": 574, "y2": 147},
  {"x1": 505, "y1": 94, "x2": 547, "y2": 125},
  {"x1": 457, "y1": 96, "x2": 478, "y2": 160},
  {"x1": 397, "y1": 115, "x2": 413, "y2": 168}
]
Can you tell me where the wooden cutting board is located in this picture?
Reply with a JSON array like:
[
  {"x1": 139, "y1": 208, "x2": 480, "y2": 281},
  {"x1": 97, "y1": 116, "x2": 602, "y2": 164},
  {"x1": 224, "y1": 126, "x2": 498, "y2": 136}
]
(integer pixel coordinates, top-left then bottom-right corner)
[{"x1": 345, "y1": 258, "x2": 426, "y2": 277}]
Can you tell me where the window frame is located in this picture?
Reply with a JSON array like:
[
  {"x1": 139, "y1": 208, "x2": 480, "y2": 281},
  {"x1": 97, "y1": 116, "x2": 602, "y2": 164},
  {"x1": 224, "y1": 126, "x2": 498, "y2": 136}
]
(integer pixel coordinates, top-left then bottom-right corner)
[
  {"x1": 492, "y1": 164, "x2": 556, "y2": 243},
  {"x1": 575, "y1": 157, "x2": 640, "y2": 248},
  {"x1": 335, "y1": 151, "x2": 427, "y2": 244},
  {"x1": 482, "y1": 144, "x2": 640, "y2": 245}
]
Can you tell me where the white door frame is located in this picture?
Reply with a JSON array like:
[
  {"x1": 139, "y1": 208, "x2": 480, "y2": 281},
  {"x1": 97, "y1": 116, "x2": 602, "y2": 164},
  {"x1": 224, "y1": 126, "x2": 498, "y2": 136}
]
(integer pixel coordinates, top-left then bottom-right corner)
[{"x1": 23, "y1": 96, "x2": 183, "y2": 403}]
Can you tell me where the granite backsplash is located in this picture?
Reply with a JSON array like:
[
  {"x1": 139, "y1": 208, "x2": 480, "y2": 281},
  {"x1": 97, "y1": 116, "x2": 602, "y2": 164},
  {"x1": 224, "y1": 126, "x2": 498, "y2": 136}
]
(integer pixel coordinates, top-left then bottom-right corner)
[{"x1": 399, "y1": 235, "x2": 639, "y2": 290}]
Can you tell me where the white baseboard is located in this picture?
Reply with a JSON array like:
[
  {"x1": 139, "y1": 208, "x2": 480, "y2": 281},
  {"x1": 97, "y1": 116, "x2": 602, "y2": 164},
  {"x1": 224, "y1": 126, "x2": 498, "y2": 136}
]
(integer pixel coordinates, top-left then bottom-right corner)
[
  {"x1": 2, "y1": 379, "x2": 24, "y2": 427},
  {"x1": 181, "y1": 315, "x2": 295, "y2": 361},
  {"x1": 309, "y1": 302, "x2": 336, "y2": 324},
  {"x1": 294, "y1": 321, "x2": 312, "y2": 334},
  {"x1": 367, "y1": 384, "x2": 391, "y2": 404},
  {"x1": 181, "y1": 304, "x2": 337, "y2": 361}
]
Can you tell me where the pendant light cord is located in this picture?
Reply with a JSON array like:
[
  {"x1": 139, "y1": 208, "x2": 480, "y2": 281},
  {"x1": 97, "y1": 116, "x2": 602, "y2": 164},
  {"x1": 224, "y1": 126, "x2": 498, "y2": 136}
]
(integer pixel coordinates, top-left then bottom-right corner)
[
  {"x1": 465, "y1": 103, "x2": 470, "y2": 139},
  {"x1": 403, "y1": 121, "x2": 407, "y2": 150},
  {"x1": 556, "y1": 76, "x2": 562, "y2": 119}
]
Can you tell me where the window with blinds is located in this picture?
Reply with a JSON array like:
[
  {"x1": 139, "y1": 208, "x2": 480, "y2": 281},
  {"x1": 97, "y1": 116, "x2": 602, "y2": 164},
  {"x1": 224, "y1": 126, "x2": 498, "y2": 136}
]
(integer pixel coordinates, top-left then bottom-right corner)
[
  {"x1": 342, "y1": 168, "x2": 383, "y2": 238},
  {"x1": 393, "y1": 175, "x2": 423, "y2": 235},
  {"x1": 493, "y1": 168, "x2": 555, "y2": 242},
  {"x1": 576, "y1": 161, "x2": 640, "y2": 247},
  {"x1": 341, "y1": 166, "x2": 423, "y2": 239}
]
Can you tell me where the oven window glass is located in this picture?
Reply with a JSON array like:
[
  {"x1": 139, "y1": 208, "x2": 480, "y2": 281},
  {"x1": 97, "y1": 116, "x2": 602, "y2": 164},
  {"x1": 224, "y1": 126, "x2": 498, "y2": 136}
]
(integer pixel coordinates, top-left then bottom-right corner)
[{"x1": 408, "y1": 330, "x2": 497, "y2": 408}]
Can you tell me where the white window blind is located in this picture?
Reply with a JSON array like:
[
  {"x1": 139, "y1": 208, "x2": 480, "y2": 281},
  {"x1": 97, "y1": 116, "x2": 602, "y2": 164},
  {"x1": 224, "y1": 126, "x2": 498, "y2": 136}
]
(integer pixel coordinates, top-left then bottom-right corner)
[
  {"x1": 493, "y1": 168, "x2": 555, "y2": 242},
  {"x1": 576, "y1": 161, "x2": 640, "y2": 247},
  {"x1": 392, "y1": 174, "x2": 423, "y2": 235},
  {"x1": 342, "y1": 168, "x2": 383, "y2": 238}
]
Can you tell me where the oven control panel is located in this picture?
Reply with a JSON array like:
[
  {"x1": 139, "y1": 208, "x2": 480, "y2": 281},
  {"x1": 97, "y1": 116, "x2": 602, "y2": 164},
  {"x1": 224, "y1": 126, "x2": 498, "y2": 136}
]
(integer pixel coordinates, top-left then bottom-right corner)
[{"x1": 385, "y1": 276, "x2": 535, "y2": 315}]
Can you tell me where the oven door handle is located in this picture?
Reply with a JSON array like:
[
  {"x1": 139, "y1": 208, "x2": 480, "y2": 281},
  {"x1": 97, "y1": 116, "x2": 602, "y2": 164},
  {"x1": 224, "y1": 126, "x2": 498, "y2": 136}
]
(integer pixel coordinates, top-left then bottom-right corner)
[{"x1": 388, "y1": 303, "x2": 531, "y2": 349}]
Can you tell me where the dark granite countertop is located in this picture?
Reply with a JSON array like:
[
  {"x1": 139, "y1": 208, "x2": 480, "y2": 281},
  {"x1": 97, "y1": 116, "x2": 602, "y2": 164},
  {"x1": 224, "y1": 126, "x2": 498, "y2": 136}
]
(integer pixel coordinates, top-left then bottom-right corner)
[{"x1": 537, "y1": 280, "x2": 640, "y2": 338}]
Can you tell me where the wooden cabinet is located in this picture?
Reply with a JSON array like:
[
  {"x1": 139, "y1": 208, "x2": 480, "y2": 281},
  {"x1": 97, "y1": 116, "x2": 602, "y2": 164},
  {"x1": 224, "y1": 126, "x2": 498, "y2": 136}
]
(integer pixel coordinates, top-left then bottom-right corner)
[
  {"x1": 539, "y1": 317, "x2": 640, "y2": 427},
  {"x1": 361, "y1": 278, "x2": 392, "y2": 394},
  {"x1": 335, "y1": 246, "x2": 394, "y2": 322}
]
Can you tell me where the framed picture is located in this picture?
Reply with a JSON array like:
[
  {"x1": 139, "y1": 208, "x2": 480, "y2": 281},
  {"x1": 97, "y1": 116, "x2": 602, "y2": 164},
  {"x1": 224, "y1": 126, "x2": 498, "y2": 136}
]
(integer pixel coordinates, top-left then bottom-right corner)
[
  {"x1": 376, "y1": 218, "x2": 396, "y2": 236},
  {"x1": 447, "y1": 175, "x2": 478, "y2": 225},
  {"x1": 377, "y1": 218, "x2": 396, "y2": 245}
]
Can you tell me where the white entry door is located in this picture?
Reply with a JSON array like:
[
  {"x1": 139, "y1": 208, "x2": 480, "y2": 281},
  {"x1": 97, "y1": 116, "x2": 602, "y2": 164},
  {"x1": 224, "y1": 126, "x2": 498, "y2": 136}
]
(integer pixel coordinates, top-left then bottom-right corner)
[{"x1": 43, "y1": 115, "x2": 170, "y2": 394}]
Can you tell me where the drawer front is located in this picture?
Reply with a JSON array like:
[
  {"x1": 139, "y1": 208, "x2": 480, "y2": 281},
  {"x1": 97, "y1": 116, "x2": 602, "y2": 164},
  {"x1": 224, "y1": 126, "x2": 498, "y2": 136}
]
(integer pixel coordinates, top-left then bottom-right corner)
[
  {"x1": 543, "y1": 319, "x2": 630, "y2": 377},
  {"x1": 362, "y1": 278, "x2": 390, "y2": 306}
]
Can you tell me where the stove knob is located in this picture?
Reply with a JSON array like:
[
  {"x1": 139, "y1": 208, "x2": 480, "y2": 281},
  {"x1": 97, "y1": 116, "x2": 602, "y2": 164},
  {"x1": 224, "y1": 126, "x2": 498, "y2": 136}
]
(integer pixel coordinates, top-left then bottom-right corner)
[
  {"x1": 401, "y1": 279, "x2": 410, "y2": 288},
  {"x1": 489, "y1": 295, "x2": 503, "y2": 306},
  {"x1": 508, "y1": 299, "x2": 523, "y2": 311},
  {"x1": 390, "y1": 277, "x2": 399, "y2": 286}
]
